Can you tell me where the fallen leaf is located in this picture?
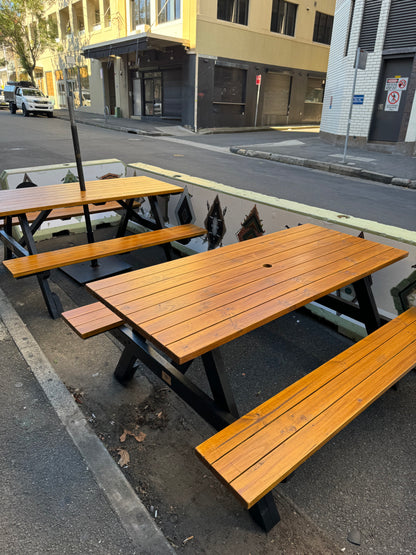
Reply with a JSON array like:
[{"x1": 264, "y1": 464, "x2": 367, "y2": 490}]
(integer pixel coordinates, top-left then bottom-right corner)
[
  {"x1": 120, "y1": 429, "x2": 129, "y2": 442},
  {"x1": 157, "y1": 411, "x2": 163, "y2": 418},
  {"x1": 117, "y1": 448, "x2": 130, "y2": 467},
  {"x1": 183, "y1": 536, "x2": 194, "y2": 545},
  {"x1": 133, "y1": 431, "x2": 146, "y2": 443}
]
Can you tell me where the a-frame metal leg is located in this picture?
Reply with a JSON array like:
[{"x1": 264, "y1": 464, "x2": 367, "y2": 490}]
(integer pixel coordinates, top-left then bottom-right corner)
[
  {"x1": 201, "y1": 349, "x2": 239, "y2": 419},
  {"x1": 18, "y1": 214, "x2": 62, "y2": 319},
  {"x1": 353, "y1": 276, "x2": 381, "y2": 333},
  {"x1": 249, "y1": 492, "x2": 281, "y2": 532}
]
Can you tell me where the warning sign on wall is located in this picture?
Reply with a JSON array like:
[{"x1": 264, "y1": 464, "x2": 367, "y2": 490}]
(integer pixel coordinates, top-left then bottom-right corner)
[{"x1": 385, "y1": 90, "x2": 401, "y2": 111}]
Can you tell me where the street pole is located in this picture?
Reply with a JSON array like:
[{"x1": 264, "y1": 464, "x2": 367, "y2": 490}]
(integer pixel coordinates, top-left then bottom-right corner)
[
  {"x1": 342, "y1": 47, "x2": 362, "y2": 164},
  {"x1": 254, "y1": 75, "x2": 261, "y2": 127}
]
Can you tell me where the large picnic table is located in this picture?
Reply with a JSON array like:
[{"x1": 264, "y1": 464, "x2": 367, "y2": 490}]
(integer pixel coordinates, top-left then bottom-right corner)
[
  {"x1": 86, "y1": 223, "x2": 408, "y2": 429},
  {"x1": 0, "y1": 176, "x2": 205, "y2": 317}
]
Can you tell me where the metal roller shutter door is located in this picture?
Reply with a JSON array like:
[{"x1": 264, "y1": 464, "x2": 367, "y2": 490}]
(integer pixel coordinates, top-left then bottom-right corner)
[{"x1": 262, "y1": 73, "x2": 291, "y2": 125}]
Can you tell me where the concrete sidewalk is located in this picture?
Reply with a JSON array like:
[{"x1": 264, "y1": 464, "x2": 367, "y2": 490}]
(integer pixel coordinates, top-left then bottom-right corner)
[
  {"x1": 55, "y1": 109, "x2": 416, "y2": 187},
  {"x1": 0, "y1": 285, "x2": 174, "y2": 554}
]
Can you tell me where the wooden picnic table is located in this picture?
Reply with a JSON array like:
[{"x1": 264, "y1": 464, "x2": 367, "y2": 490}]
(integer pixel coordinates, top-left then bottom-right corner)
[
  {"x1": 86, "y1": 223, "x2": 408, "y2": 429},
  {"x1": 0, "y1": 176, "x2": 194, "y2": 318}
]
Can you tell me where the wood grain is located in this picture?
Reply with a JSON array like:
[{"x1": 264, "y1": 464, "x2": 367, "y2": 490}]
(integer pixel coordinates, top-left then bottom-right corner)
[
  {"x1": 0, "y1": 176, "x2": 183, "y2": 216},
  {"x1": 195, "y1": 307, "x2": 416, "y2": 508},
  {"x1": 3, "y1": 224, "x2": 205, "y2": 278}
]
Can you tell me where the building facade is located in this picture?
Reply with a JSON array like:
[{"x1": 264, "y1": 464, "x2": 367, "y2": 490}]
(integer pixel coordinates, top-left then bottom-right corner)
[
  {"x1": 33, "y1": 0, "x2": 335, "y2": 130},
  {"x1": 320, "y1": 0, "x2": 416, "y2": 154}
]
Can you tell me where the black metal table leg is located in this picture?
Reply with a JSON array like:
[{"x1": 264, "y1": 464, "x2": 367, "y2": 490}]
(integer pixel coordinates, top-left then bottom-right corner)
[
  {"x1": 249, "y1": 492, "x2": 281, "y2": 532},
  {"x1": 353, "y1": 276, "x2": 381, "y2": 333},
  {"x1": 111, "y1": 327, "x2": 235, "y2": 430},
  {"x1": 18, "y1": 213, "x2": 62, "y2": 318},
  {"x1": 4, "y1": 216, "x2": 13, "y2": 259},
  {"x1": 201, "y1": 349, "x2": 239, "y2": 419},
  {"x1": 116, "y1": 198, "x2": 135, "y2": 238}
]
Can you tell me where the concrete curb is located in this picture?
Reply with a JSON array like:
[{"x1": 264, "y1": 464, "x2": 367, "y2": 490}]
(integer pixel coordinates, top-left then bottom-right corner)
[
  {"x1": 230, "y1": 146, "x2": 416, "y2": 188},
  {"x1": 54, "y1": 113, "x2": 171, "y2": 137}
]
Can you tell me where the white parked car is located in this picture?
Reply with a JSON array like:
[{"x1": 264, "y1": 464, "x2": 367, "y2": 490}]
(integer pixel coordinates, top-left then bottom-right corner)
[
  {"x1": 15, "y1": 87, "x2": 54, "y2": 117},
  {"x1": 4, "y1": 82, "x2": 54, "y2": 117}
]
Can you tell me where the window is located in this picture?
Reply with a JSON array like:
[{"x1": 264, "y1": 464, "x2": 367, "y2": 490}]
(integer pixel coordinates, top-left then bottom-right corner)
[
  {"x1": 270, "y1": 0, "x2": 297, "y2": 37},
  {"x1": 305, "y1": 78, "x2": 325, "y2": 103},
  {"x1": 158, "y1": 0, "x2": 180, "y2": 23},
  {"x1": 217, "y1": 0, "x2": 249, "y2": 26},
  {"x1": 214, "y1": 66, "x2": 246, "y2": 104},
  {"x1": 132, "y1": 0, "x2": 151, "y2": 28},
  {"x1": 313, "y1": 11, "x2": 333, "y2": 44}
]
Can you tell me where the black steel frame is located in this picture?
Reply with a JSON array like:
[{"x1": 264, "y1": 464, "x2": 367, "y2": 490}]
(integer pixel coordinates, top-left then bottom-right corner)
[{"x1": 109, "y1": 274, "x2": 382, "y2": 531}]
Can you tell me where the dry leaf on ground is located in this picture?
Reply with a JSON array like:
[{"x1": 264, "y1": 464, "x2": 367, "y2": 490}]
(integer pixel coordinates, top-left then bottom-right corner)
[
  {"x1": 120, "y1": 429, "x2": 146, "y2": 444},
  {"x1": 117, "y1": 448, "x2": 130, "y2": 467}
]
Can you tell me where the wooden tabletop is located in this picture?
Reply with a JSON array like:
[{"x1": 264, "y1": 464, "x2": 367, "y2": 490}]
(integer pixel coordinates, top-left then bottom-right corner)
[
  {"x1": 0, "y1": 176, "x2": 184, "y2": 217},
  {"x1": 87, "y1": 224, "x2": 408, "y2": 364}
]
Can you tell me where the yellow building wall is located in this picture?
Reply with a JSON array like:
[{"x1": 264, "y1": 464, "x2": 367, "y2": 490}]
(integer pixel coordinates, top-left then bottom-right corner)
[{"x1": 197, "y1": 0, "x2": 334, "y2": 72}]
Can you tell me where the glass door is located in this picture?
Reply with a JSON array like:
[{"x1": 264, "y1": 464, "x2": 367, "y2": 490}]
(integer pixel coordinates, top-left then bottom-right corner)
[{"x1": 143, "y1": 72, "x2": 162, "y2": 116}]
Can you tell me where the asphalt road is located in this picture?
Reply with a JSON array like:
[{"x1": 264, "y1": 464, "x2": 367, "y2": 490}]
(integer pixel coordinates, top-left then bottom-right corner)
[{"x1": 0, "y1": 110, "x2": 415, "y2": 230}]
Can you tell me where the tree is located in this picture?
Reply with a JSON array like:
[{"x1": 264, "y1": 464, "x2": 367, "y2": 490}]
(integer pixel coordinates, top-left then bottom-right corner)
[{"x1": 0, "y1": 0, "x2": 57, "y2": 83}]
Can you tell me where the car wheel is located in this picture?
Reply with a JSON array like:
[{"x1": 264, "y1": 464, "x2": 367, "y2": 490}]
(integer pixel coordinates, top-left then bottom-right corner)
[
  {"x1": 10, "y1": 103, "x2": 16, "y2": 114},
  {"x1": 22, "y1": 104, "x2": 29, "y2": 117},
  {"x1": 47, "y1": 112, "x2": 53, "y2": 118}
]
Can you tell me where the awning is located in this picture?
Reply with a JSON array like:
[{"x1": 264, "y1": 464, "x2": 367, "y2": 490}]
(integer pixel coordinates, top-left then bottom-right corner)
[{"x1": 82, "y1": 32, "x2": 189, "y2": 60}]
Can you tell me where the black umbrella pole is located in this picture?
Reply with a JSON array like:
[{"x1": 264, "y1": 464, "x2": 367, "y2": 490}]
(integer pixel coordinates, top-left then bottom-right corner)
[{"x1": 67, "y1": 92, "x2": 98, "y2": 266}]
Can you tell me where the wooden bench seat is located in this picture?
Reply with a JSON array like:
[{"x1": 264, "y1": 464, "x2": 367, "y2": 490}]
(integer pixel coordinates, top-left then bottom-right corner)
[
  {"x1": 195, "y1": 307, "x2": 416, "y2": 530},
  {"x1": 0, "y1": 201, "x2": 141, "y2": 227},
  {"x1": 62, "y1": 302, "x2": 123, "y2": 338},
  {"x1": 3, "y1": 224, "x2": 206, "y2": 278}
]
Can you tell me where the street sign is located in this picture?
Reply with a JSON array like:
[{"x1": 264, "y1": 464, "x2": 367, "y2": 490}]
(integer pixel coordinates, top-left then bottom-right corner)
[
  {"x1": 256, "y1": 75, "x2": 261, "y2": 86},
  {"x1": 398, "y1": 77, "x2": 408, "y2": 90},
  {"x1": 385, "y1": 90, "x2": 401, "y2": 111},
  {"x1": 353, "y1": 94, "x2": 364, "y2": 105}
]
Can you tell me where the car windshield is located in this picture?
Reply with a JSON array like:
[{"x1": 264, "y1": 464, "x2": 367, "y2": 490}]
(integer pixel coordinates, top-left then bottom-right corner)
[{"x1": 22, "y1": 89, "x2": 45, "y2": 97}]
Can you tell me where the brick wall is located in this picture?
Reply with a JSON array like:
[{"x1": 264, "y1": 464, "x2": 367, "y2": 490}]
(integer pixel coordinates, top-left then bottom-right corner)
[{"x1": 321, "y1": 0, "x2": 392, "y2": 138}]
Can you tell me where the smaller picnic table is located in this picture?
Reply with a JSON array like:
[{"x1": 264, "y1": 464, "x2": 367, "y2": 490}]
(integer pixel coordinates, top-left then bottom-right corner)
[{"x1": 0, "y1": 176, "x2": 187, "y2": 317}]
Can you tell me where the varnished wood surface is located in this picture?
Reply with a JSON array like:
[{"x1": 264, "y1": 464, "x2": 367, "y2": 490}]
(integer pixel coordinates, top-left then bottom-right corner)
[
  {"x1": 195, "y1": 307, "x2": 416, "y2": 508},
  {"x1": 87, "y1": 224, "x2": 408, "y2": 364},
  {"x1": 0, "y1": 200, "x2": 142, "y2": 227},
  {"x1": 62, "y1": 302, "x2": 123, "y2": 339},
  {"x1": 3, "y1": 224, "x2": 206, "y2": 277},
  {"x1": 0, "y1": 176, "x2": 183, "y2": 217}
]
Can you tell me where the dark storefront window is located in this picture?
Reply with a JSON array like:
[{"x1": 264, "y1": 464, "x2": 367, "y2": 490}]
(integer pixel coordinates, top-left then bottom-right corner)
[
  {"x1": 214, "y1": 66, "x2": 246, "y2": 104},
  {"x1": 132, "y1": 0, "x2": 151, "y2": 28},
  {"x1": 270, "y1": 0, "x2": 297, "y2": 37},
  {"x1": 313, "y1": 11, "x2": 333, "y2": 44},
  {"x1": 158, "y1": 0, "x2": 180, "y2": 23},
  {"x1": 217, "y1": 0, "x2": 249, "y2": 25}
]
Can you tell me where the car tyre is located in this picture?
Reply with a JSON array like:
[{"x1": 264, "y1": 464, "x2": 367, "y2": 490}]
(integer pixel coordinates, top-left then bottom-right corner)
[
  {"x1": 22, "y1": 104, "x2": 29, "y2": 117},
  {"x1": 47, "y1": 112, "x2": 53, "y2": 118},
  {"x1": 10, "y1": 103, "x2": 16, "y2": 114}
]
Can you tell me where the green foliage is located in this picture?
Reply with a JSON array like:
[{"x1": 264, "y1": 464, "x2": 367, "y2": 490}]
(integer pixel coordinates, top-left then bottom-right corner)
[{"x1": 0, "y1": 0, "x2": 58, "y2": 82}]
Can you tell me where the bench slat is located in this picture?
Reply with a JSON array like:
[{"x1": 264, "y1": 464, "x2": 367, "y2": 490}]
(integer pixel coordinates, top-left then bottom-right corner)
[
  {"x1": 62, "y1": 302, "x2": 123, "y2": 338},
  {"x1": 3, "y1": 224, "x2": 206, "y2": 278},
  {"x1": 196, "y1": 309, "x2": 414, "y2": 464},
  {"x1": 195, "y1": 307, "x2": 416, "y2": 509}
]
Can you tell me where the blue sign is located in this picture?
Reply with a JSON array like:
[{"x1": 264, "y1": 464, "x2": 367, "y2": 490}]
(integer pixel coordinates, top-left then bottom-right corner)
[{"x1": 353, "y1": 94, "x2": 364, "y2": 105}]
